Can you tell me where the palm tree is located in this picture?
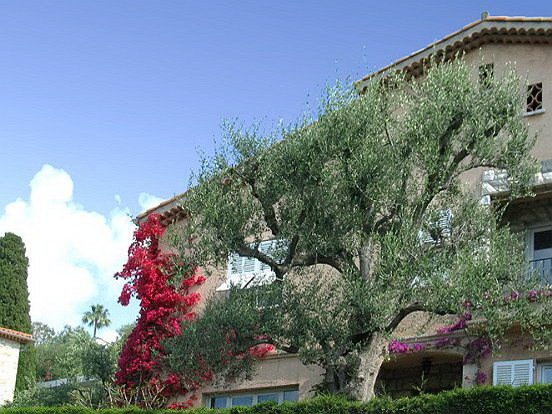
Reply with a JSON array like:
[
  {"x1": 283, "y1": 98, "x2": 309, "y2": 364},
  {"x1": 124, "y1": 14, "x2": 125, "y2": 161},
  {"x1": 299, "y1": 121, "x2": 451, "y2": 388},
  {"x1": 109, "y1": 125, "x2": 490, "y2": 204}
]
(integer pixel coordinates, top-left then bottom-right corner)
[{"x1": 82, "y1": 304, "x2": 111, "y2": 338}]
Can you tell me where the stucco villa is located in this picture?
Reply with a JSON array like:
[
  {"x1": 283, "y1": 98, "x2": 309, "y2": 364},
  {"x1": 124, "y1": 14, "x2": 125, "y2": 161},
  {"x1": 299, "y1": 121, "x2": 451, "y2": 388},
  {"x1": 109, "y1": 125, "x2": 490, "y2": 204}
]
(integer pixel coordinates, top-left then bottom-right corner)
[
  {"x1": 139, "y1": 14, "x2": 552, "y2": 408},
  {"x1": 0, "y1": 326, "x2": 33, "y2": 405}
]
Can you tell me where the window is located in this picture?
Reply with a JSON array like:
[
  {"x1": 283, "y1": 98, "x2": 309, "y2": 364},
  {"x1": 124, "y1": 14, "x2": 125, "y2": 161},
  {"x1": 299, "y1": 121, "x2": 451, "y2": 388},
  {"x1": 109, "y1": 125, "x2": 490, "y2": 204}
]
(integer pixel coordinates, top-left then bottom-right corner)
[
  {"x1": 419, "y1": 209, "x2": 452, "y2": 245},
  {"x1": 208, "y1": 388, "x2": 299, "y2": 408},
  {"x1": 283, "y1": 389, "x2": 299, "y2": 401},
  {"x1": 257, "y1": 393, "x2": 279, "y2": 403},
  {"x1": 538, "y1": 362, "x2": 552, "y2": 384},
  {"x1": 527, "y1": 226, "x2": 552, "y2": 284},
  {"x1": 210, "y1": 396, "x2": 228, "y2": 409},
  {"x1": 232, "y1": 396, "x2": 254, "y2": 406},
  {"x1": 478, "y1": 63, "x2": 494, "y2": 87},
  {"x1": 493, "y1": 359, "x2": 534, "y2": 386},
  {"x1": 220, "y1": 239, "x2": 285, "y2": 290},
  {"x1": 526, "y1": 82, "x2": 543, "y2": 114}
]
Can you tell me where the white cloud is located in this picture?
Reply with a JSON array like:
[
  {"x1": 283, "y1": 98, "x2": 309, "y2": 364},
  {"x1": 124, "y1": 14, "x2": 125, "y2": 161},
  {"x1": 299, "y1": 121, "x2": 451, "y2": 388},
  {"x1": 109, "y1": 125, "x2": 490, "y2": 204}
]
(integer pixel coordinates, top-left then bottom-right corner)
[
  {"x1": 0, "y1": 165, "x2": 163, "y2": 330},
  {"x1": 138, "y1": 192, "x2": 165, "y2": 213},
  {"x1": 96, "y1": 329, "x2": 119, "y2": 344}
]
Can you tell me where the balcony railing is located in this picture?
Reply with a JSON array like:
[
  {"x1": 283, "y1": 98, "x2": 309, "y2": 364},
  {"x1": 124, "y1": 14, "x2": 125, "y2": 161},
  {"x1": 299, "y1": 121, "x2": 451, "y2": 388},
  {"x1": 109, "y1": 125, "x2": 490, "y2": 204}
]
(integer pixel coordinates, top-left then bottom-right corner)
[{"x1": 528, "y1": 258, "x2": 552, "y2": 285}]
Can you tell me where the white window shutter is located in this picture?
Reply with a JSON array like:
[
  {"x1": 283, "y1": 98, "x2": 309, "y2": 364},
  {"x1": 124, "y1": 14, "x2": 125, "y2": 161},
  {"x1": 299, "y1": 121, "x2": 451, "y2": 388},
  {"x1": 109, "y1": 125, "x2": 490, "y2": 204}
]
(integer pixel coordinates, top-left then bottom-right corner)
[
  {"x1": 493, "y1": 360, "x2": 534, "y2": 386},
  {"x1": 242, "y1": 256, "x2": 256, "y2": 273},
  {"x1": 437, "y1": 209, "x2": 452, "y2": 238},
  {"x1": 419, "y1": 209, "x2": 453, "y2": 244},
  {"x1": 259, "y1": 241, "x2": 273, "y2": 271},
  {"x1": 225, "y1": 253, "x2": 244, "y2": 288},
  {"x1": 225, "y1": 239, "x2": 281, "y2": 289},
  {"x1": 493, "y1": 362, "x2": 512, "y2": 385},
  {"x1": 512, "y1": 360, "x2": 534, "y2": 386},
  {"x1": 229, "y1": 253, "x2": 244, "y2": 275}
]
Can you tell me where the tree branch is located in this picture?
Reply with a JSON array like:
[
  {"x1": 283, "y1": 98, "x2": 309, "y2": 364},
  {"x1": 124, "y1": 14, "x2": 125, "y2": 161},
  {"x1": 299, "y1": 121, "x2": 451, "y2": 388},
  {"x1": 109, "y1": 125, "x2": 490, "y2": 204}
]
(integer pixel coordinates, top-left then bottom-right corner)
[
  {"x1": 235, "y1": 166, "x2": 281, "y2": 237},
  {"x1": 291, "y1": 252, "x2": 347, "y2": 274},
  {"x1": 234, "y1": 243, "x2": 285, "y2": 276},
  {"x1": 283, "y1": 207, "x2": 307, "y2": 266},
  {"x1": 342, "y1": 303, "x2": 453, "y2": 350},
  {"x1": 384, "y1": 303, "x2": 426, "y2": 333}
]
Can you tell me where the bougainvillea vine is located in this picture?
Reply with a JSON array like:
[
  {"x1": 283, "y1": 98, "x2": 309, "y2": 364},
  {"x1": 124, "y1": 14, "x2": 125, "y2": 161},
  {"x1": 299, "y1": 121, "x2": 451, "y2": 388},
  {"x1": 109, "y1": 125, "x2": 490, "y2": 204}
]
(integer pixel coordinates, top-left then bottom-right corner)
[
  {"x1": 114, "y1": 214, "x2": 205, "y2": 408},
  {"x1": 387, "y1": 285, "x2": 552, "y2": 387}
]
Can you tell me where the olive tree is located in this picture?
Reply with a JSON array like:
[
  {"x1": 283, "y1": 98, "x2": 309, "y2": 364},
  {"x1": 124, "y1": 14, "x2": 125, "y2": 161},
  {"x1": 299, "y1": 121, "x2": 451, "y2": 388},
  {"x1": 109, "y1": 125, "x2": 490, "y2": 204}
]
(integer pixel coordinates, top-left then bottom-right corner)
[{"x1": 164, "y1": 59, "x2": 551, "y2": 400}]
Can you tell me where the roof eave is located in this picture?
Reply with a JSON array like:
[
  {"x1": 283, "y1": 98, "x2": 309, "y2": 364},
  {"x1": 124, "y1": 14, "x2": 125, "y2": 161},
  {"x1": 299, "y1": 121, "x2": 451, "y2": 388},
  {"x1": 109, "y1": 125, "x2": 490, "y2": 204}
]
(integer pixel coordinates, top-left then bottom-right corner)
[
  {"x1": 0, "y1": 327, "x2": 34, "y2": 344},
  {"x1": 355, "y1": 17, "x2": 552, "y2": 90},
  {"x1": 135, "y1": 193, "x2": 187, "y2": 226}
]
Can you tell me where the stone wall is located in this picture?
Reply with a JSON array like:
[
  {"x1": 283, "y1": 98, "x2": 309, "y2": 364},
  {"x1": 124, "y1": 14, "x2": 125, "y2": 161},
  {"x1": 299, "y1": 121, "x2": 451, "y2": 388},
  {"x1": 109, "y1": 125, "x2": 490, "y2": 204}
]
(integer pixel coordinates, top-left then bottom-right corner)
[{"x1": 0, "y1": 337, "x2": 21, "y2": 405}]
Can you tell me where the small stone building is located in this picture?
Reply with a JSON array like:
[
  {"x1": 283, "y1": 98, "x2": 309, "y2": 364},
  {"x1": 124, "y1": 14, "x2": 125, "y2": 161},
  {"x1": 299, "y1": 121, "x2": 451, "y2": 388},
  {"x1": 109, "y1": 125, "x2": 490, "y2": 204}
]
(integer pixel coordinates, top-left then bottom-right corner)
[{"x1": 0, "y1": 326, "x2": 33, "y2": 405}]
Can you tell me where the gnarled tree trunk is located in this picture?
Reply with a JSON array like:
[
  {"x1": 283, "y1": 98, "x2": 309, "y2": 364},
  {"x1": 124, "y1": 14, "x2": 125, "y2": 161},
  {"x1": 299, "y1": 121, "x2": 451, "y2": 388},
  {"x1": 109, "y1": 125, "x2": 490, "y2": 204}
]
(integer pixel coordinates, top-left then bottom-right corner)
[{"x1": 350, "y1": 332, "x2": 388, "y2": 401}]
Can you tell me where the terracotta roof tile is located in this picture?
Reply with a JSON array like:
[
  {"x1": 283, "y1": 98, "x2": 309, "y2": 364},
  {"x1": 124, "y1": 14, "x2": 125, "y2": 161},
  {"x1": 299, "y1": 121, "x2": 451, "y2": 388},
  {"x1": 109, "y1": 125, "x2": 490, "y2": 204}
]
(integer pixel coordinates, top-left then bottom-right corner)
[
  {"x1": 0, "y1": 326, "x2": 34, "y2": 343},
  {"x1": 357, "y1": 15, "x2": 552, "y2": 85},
  {"x1": 136, "y1": 192, "x2": 187, "y2": 225}
]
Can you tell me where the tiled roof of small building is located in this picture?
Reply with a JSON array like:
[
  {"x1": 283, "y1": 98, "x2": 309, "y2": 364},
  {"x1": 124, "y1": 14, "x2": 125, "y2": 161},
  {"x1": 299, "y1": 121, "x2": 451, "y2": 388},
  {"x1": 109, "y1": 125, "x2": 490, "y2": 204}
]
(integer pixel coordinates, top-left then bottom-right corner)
[{"x1": 0, "y1": 326, "x2": 34, "y2": 344}]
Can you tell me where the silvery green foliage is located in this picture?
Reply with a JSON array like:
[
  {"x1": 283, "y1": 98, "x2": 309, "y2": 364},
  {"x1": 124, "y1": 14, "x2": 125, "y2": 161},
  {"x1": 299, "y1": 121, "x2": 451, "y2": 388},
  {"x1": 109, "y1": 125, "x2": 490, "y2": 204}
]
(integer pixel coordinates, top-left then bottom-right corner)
[{"x1": 165, "y1": 59, "x2": 550, "y2": 396}]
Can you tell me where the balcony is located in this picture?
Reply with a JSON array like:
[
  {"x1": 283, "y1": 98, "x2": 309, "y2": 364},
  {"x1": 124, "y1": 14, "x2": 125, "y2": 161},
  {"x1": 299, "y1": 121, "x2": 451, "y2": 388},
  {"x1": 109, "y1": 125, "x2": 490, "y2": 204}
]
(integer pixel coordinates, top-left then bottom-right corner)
[{"x1": 528, "y1": 258, "x2": 552, "y2": 285}]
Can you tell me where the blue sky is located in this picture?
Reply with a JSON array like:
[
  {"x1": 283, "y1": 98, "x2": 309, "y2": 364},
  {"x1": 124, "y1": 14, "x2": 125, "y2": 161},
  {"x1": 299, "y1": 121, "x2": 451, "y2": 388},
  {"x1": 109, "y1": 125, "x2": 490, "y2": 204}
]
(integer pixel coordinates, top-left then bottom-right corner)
[{"x1": 2, "y1": 1, "x2": 552, "y2": 337}]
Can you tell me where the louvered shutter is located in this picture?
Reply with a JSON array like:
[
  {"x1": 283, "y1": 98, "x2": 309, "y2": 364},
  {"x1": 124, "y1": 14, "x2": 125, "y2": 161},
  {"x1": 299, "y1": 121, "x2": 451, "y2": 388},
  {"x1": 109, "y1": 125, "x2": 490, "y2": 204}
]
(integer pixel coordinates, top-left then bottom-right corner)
[
  {"x1": 494, "y1": 362, "x2": 512, "y2": 385},
  {"x1": 229, "y1": 253, "x2": 244, "y2": 275},
  {"x1": 437, "y1": 209, "x2": 452, "y2": 238},
  {"x1": 242, "y1": 256, "x2": 256, "y2": 273},
  {"x1": 226, "y1": 253, "x2": 244, "y2": 288},
  {"x1": 226, "y1": 239, "x2": 283, "y2": 289},
  {"x1": 419, "y1": 209, "x2": 453, "y2": 244},
  {"x1": 493, "y1": 360, "x2": 534, "y2": 386},
  {"x1": 259, "y1": 241, "x2": 273, "y2": 271}
]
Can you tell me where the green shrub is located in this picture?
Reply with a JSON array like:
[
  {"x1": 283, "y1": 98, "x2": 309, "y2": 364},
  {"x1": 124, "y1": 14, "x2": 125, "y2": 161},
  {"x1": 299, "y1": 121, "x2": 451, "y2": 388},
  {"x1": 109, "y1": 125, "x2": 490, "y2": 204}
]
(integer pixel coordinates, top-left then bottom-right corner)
[
  {"x1": 6, "y1": 383, "x2": 81, "y2": 408},
  {"x1": 2, "y1": 385, "x2": 551, "y2": 414}
]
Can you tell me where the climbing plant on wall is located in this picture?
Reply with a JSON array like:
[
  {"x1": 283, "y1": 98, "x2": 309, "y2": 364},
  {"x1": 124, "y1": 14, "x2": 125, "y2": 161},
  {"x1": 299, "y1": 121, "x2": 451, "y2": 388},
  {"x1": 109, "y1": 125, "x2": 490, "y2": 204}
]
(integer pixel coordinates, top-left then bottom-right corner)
[{"x1": 115, "y1": 214, "x2": 205, "y2": 408}]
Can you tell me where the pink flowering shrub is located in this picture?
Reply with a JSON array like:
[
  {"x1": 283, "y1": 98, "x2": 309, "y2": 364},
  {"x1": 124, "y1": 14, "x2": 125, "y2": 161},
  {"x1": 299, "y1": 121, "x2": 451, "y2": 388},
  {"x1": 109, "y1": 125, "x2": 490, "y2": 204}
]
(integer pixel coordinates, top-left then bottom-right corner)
[{"x1": 115, "y1": 214, "x2": 206, "y2": 407}]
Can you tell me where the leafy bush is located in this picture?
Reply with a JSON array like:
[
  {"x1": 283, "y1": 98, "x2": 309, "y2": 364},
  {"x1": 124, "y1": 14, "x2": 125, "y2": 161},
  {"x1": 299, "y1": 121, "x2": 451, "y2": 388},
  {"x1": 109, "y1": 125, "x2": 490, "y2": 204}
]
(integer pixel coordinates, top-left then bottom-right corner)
[
  {"x1": 2, "y1": 384, "x2": 552, "y2": 413},
  {"x1": 5, "y1": 383, "x2": 81, "y2": 408}
]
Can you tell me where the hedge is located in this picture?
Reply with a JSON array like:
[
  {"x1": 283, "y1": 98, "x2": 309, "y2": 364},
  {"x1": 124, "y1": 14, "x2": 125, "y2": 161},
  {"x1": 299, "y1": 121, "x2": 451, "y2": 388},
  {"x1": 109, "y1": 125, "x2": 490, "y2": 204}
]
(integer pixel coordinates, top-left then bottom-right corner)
[{"x1": 2, "y1": 385, "x2": 552, "y2": 414}]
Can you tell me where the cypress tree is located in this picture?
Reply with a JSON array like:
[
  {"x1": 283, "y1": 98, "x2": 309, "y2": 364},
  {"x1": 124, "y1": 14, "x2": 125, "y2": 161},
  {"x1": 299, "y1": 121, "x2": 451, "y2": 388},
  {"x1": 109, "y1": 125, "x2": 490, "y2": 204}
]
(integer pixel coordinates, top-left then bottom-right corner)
[{"x1": 0, "y1": 232, "x2": 36, "y2": 390}]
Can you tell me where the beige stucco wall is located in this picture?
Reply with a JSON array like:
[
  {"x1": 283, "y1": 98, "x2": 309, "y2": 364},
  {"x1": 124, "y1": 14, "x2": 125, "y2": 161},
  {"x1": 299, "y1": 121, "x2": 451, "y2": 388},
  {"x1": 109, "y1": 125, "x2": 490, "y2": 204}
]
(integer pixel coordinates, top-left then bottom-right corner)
[
  {"x1": 176, "y1": 354, "x2": 323, "y2": 408},
  {"x1": 392, "y1": 41, "x2": 552, "y2": 335},
  {"x1": 470, "y1": 44, "x2": 552, "y2": 160},
  {"x1": 478, "y1": 329, "x2": 552, "y2": 386},
  {"x1": 0, "y1": 337, "x2": 21, "y2": 405},
  {"x1": 457, "y1": 43, "x2": 552, "y2": 190},
  {"x1": 392, "y1": 42, "x2": 552, "y2": 388}
]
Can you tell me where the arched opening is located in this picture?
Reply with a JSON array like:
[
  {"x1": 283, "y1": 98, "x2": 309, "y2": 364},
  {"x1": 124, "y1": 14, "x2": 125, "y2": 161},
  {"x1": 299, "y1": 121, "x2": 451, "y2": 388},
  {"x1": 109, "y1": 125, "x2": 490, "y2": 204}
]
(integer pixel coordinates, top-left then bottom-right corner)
[{"x1": 375, "y1": 351, "x2": 463, "y2": 398}]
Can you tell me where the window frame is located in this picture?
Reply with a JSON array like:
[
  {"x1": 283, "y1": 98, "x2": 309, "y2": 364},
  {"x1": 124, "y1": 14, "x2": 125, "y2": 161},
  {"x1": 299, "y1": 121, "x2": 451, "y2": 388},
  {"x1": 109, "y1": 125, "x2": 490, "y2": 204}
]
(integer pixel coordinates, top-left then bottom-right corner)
[
  {"x1": 478, "y1": 63, "x2": 494, "y2": 87},
  {"x1": 525, "y1": 224, "x2": 552, "y2": 285},
  {"x1": 537, "y1": 362, "x2": 552, "y2": 384},
  {"x1": 524, "y1": 82, "x2": 544, "y2": 116},
  {"x1": 208, "y1": 388, "x2": 299, "y2": 408},
  {"x1": 418, "y1": 208, "x2": 453, "y2": 245},
  {"x1": 526, "y1": 224, "x2": 552, "y2": 261}
]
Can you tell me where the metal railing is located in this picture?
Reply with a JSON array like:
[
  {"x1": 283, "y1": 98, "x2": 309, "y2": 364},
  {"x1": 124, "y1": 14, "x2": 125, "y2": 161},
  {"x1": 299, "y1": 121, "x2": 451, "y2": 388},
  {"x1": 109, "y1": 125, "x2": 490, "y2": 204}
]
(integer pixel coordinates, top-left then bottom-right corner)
[{"x1": 528, "y1": 258, "x2": 552, "y2": 285}]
